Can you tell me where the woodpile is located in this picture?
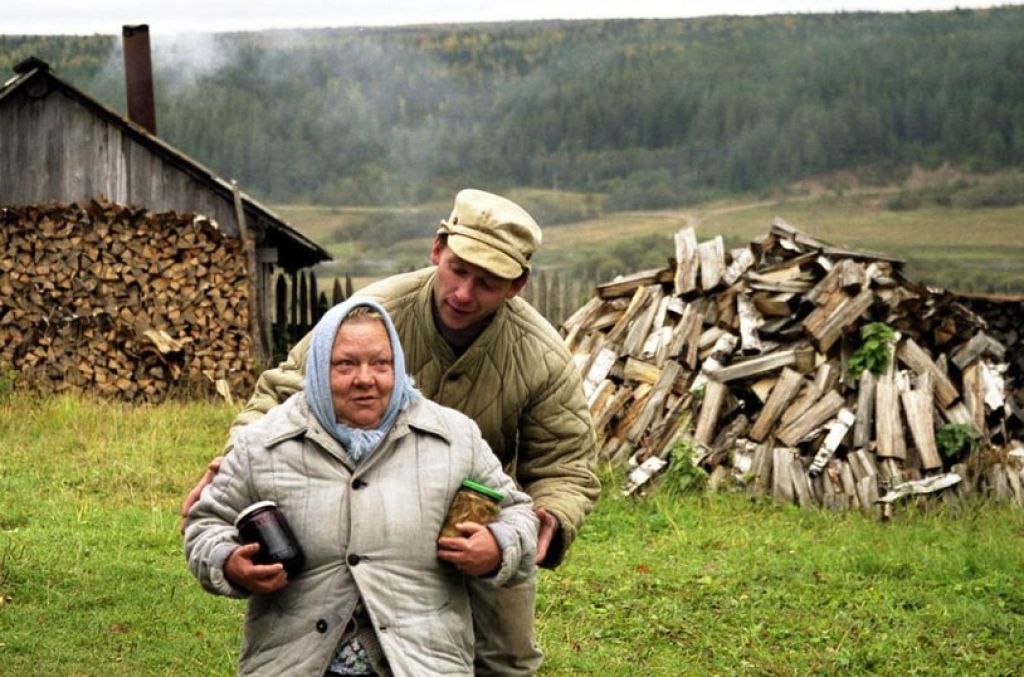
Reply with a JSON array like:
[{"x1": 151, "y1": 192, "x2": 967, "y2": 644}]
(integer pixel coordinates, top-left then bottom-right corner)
[
  {"x1": 564, "y1": 218, "x2": 1024, "y2": 512},
  {"x1": 0, "y1": 200, "x2": 254, "y2": 401}
]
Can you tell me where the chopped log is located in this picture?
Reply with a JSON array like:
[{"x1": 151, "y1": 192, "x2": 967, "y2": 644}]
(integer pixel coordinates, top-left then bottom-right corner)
[
  {"x1": 693, "y1": 380, "x2": 728, "y2": 446},
  {"x1": 805, "y1": 287, "x2": 875, "y2": 353},
  {"x1": 614, "y1": 384, "x2": 653, "y2": 440},
  {"x1": 979, "y1": 360, "x2": 1007, "y2": 411},
  {"x1": 749, "y1": 367, "x2": 805, "y2": 442},
  {"x1": 901, "y1": 373, "x2": 942, "y2": 471},
  {"x1": 587, "y1": 378, "x2": 616, "y2": 412},
  {"x1": 697, "y1": 236, "x2": 725, "y2": 291},
  {"x1": 722, "y1": 247, "x2": 755, "y2": 286},
  {"x1": 642, "y1": 392, "x2": 693, "y2": 461},
  {"x1": 874, "y1": 375, "x2": 907, "y2": 460},
  {"x1": 896, "y1": 338, "x2": 958, "y2": 407},
  {"x1": 673, "y1": 228, "x2": 699, "y2": 295},
  {"x1": 622, "y1": 456, "x2": 668, "y2": 496},
  {"x1": 791, "y1": 456, "x2": 815, "y2": 507},
  {"x1": 808, "y1": 408, "x2": 856, "y2": 475},
  {"x1": 848, "y1": 449, "x2": 879, "y2": 482},
  {"x1": 748, "y1": 443, "x2": 772, "y2": 495},
  {"x1": 593, "y1": 386, "x2": 635, "y2": 436},
  {"x1": 623, "y1": 358, "x2": 662, "y2": 386},
  {"x1": 878, "y1": 473, "x2": 962, "y2": 503},
  {"x1": 643, "y1": 296, "x2": 673, "y2": 363},
  {"x1": 692, "y1": 332, "x2": 738, "y2": 392},
  {"x1": 951, "y1": 331, "x2": 1006, "y2": 370},
  {"x1": 856, "y1": 476, "x2": 880, "y2": 515},
  {"x1": 623, "y1": 286, "x2": 665, "y2": 358},
  {"x1": 753, "y1": 292, "x2": 795, "y2": 317},
  {"x1": 626, "y1": 361, "x2": 683, "y2": 444},
  {"x1": 772, "y1": 447, "x2": 797, "y2": 503},
  {"x1": 598, "y1": 267, "x2": 673, "y2": 300},
  {"x1": 776, "y1": 389, "x2": 845, "y2": 446},
  {"x1": 839, "y1": 460, "x2": 860, "y2": 508},
  {"x1": 852, "y1": 370, "x2": 876, "y2": 448},
  {"x1": 736, "y1": 293, "x2": 764, "y2": 352},
  {"x1": 582, "y1": 346, "x2": 618, "y2": 398},
  {"x1": 142, "y1": 329, "x2": 184, "y2": 354},
  {"x1": 711, "y1": 347, "x2": 814, "y2": 383}
]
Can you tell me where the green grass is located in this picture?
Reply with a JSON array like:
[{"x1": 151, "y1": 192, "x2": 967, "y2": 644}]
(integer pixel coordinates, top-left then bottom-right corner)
[{"x1": 3, "y1": 395, "x2": 1023, "y2": 674}]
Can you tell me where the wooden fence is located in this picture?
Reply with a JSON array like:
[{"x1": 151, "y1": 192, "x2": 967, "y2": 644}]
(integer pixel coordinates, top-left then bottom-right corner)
[
  {"x1": 267, "y1": 268, "x2": 598, "y2": 361},
  {"x1": 269, "y1": 270, "x2": 353, "y2": 361},
  {"x1": 520, "y1": 268, "x2": 601, "y2": 329}
]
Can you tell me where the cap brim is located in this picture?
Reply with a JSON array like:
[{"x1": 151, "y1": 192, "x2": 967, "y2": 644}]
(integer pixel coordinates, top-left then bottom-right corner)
[{"x1": 447, "y1": 234, "x2": 523, "y2": 279}]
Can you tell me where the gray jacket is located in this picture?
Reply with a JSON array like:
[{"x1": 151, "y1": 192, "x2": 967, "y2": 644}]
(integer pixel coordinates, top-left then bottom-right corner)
[{"x1": 185, "y1": 393, "x2": 537, "y2": 676}]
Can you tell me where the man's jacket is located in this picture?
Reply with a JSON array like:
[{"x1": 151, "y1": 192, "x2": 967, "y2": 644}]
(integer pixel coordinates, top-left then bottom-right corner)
[{"x1": 236, "y1": 267, "x2": 600, "y2": 567}]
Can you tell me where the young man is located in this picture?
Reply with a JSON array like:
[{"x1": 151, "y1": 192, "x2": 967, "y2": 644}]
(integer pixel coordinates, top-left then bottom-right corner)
[{"x1": 183, "y1": 188, "x2": 600, "y2": 675}]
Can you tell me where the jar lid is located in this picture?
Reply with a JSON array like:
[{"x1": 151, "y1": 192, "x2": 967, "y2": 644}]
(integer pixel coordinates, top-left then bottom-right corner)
[
  {"x1": 234, "y1": 500, "x2": 278, "y2": 527},
  {"x1": 460, "y1": 479, "x2": 504, "y2": 502}
]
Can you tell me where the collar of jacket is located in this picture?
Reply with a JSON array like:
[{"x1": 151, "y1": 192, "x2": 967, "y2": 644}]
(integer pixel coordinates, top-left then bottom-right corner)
[
  {"x1": 261, "y1": 392, "x2": 454, "y2": 465},
  {"x1": 415, "y1": 268, "x2": 511, "y2": 365}
]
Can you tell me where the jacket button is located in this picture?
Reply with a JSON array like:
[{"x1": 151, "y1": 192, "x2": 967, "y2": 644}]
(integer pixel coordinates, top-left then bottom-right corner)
[
  {"x1": 352, "y1": 478, "x2": 366, "y2": 490},
  {"x1": 347, "y1": 554, "x2": 361, "y2": 566},
  {"x1": 316, "y1": 619, "x2": 328, "y2": 633}
]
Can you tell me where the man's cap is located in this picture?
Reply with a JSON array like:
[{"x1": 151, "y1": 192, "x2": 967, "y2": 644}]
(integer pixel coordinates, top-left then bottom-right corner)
[{"x1": 437, "y1": 189, "x2": 542, "y2": 279}]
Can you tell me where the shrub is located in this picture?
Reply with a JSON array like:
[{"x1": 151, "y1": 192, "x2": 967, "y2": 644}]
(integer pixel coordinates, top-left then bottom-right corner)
[
  {"x1": 848, "y1": 322, "x2": 896, "y2": 378},
  {"x1": 660, "y1": 440, "x2": 708, "y2": 496},
  {"x1": 936, "y1": 423, "x2": 977, "y2": 462}
]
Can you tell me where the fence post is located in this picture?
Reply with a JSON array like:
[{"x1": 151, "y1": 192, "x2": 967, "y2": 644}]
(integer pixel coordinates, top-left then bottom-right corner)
[
  {"x1": 299, "y1": 271, "x2": 309, "y2": 332},
  {"x1": 289, "y1": 271, "x2": 299, "y2": 342},
  {"x1": 309, "y1": 269, "x2": 320, "y2": 323},
  {"x1": 273, "y1": 273, "x2": 288, "y2": 359},
  {"x1": 550, "y1": 271, "x2": 562, "y2": 326}
]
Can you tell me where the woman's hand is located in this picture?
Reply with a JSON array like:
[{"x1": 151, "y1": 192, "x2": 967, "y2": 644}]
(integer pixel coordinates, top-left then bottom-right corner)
[
  {"x1": 224, "y1": 543, "x2": 289, "y2": 594},
  {"x1": 437, "y1": 522, "x2": 501, "y2": 576}
]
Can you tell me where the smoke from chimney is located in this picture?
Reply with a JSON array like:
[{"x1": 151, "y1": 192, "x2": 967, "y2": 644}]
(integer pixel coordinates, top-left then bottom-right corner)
[{"x1": 122, "y1": 24, "x2": 157, "y2": 135}]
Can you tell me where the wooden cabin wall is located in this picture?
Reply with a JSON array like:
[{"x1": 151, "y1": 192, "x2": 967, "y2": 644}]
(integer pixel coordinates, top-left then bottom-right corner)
[{"x1": 0, "y1": 84, "x2": 241, "y2": 239}]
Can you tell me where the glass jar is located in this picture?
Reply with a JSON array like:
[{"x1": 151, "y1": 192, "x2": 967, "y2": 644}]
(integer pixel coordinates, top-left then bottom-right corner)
[
  {"x1": 439, "y1": 479, "x2": 504, "y2": 539},
  {"x1": 235, "y1": 500, "x2": 306, "y2": 577}
]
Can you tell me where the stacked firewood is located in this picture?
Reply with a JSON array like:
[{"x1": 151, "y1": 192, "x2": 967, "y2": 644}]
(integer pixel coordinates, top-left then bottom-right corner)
[
  {"x1": 563, "y1": 219, "x2": 1024, "y2": 512},
  {"x1": 0, "y1": 200, "x2": 254, "y2": 401}
]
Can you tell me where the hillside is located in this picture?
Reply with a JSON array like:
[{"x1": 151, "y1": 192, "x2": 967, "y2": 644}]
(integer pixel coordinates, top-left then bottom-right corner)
[{"x1": 2, "y1": 8, "x2": 1023, "y2": 207}]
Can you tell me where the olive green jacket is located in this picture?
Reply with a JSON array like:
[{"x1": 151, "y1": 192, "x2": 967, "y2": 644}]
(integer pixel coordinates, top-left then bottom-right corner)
[{"x1": 235, "y1": 267, "x2": 599, "y2": 567}]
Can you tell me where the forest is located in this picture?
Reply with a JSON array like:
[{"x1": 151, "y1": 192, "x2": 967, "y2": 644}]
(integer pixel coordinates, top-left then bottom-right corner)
[{"x1": 2, "y1": 8, "x2": 1023, "y2": 208}]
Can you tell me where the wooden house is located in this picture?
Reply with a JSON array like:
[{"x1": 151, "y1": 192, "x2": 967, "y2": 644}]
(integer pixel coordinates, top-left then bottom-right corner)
[{"x1": 0, "y1": 54, "x2": 331, "y2": 367}]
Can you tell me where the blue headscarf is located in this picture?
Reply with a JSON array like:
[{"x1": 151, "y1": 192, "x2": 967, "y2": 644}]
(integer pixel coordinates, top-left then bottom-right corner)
[{"x1": 305, "y1": 298, "x2": 420, "y2": 462}]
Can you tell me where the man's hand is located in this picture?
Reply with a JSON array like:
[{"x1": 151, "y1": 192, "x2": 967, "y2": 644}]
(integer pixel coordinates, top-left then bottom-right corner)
[
  {"x1": 224, "y1": 543, "x2": 289, "y2": 594},
  {"x1": 179, "y1": 456, "x2": 223, "y2": 534},
  {"x1": 437, "y1": 522, "x2": 501, "y2": 576},
  {"x1": 535, "y1": 507, "x2": 560, "y2": 565}
]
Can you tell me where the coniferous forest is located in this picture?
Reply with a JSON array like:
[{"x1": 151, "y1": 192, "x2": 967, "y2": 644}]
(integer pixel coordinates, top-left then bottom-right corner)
[{"x1": 2, "y1": 8, "x2": 1023, "y2": 208}]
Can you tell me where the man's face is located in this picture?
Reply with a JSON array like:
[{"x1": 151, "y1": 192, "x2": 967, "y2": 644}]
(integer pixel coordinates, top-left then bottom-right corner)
[
  {"x1": 329, "y1": 318, "x2": 395, "y2": 428},
  {"x1": 430, "y1": 239, "x2": 526, "y2": 332}
]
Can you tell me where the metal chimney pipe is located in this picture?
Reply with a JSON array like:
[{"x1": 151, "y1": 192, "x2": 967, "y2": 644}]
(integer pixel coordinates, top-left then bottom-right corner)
[{"x1": 122, "y1": 24, "x2": 157, "y2": 135}]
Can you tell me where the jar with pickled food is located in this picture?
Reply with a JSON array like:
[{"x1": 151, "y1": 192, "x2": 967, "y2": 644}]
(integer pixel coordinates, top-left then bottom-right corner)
[{"x1": 439, "y1": 479, "x2": 504, "y2": 539}]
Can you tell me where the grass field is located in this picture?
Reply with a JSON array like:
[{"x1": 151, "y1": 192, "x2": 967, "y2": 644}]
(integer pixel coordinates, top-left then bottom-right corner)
[
  {"x1": 276, "y1": 181, "x2": 1024, "y2": 297},
  {"x1": 2, "y1": 395, "x2": 1024, "y2": 674}
]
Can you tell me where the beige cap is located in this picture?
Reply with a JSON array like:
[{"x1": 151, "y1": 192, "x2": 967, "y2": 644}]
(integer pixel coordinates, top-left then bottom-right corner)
[{"x1": 437, "y1": 189, "x2": 542, "y2": 280}]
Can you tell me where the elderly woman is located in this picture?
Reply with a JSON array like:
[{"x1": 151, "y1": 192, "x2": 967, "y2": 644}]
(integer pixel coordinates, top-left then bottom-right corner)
[{"x1": 184, "y1": 299, "x2": 537, "y2": 676}]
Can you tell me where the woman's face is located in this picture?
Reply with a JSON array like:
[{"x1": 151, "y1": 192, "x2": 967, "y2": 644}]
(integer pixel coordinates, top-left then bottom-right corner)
[{"x1": 329, "y1": 318, "x2": 395, "y2": 428}]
